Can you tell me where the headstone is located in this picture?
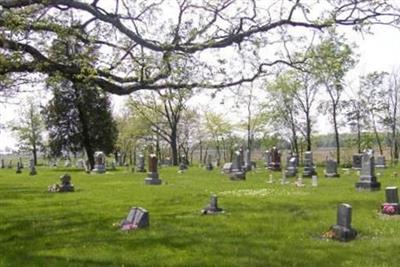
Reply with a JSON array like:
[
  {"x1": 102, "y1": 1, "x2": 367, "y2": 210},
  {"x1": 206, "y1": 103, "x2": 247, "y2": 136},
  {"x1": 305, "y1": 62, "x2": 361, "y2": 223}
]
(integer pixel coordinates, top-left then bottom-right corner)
[
  {"x1": 303, "y1": 151, "x2": 316, "y2": 177},
  {"x1": 229, "y1": 151, "x2": 246, "y2": 180},
  {"x1": 29, "y1": 159, "x2": 37, "y2": 176},
  {"x1": 205, "y1": 154, "x2": 213, "y2": 171},
  {"x1": 221, "y1": 162, "x2": 232, "y2": 174},
  {"x1": 7, "y1": 160, "x2": 12, "y2": 169},
  {"x1": 355, "y1": 151, "x2": 381, "y2": 191},
  {"x1": 179, "y1": 155, "x2": 188, "y2": 171},
  {"x1": 375, "y1": 155, "x2": 386, "y2": 168},
  {"x1": 285, "y1": 156, "x2": 297, "y2": 177},
  {"x1": 268, "y1": 147, "x2": 281, "y2": 171},
  {"x1": 202, "y1": 194, "x2": 224, "y2": 214},
  {"x1": 295, "y1": 176, "x2": 305, "y2": 187},
  {"x1": 264, "y1": 150, "x2": 271, "y2": 168},
  {"x1": 244, "y1": 149, "x2": 252, "y2": 171},
  {"x1": 144, "y1": 153, "x2": 162, "y2": 185},
  {"x1": 15, "y1": 161, "x2": 22, "y2": 174},
  {"x1": 325, "y1": 159, "x2": 340, "y2": 178},
  {"x1": 352, "y1": 154, "x2": 362, "y2": 169},
  {"x1": 0, "y1": 158, "x2": 4, "y2": 169},
  {"x1": 92, "y1": 151, "x2": 106, "y2": 173},
  {"x1": 381, "y1": 186, "x2": 400, "y2": 215},
  {"x1": 48, "y1": 173, "x2": 75, "y2": 192},
  {"x1": 329, "y1": 203, "x2": 357, "y2": 242},
  {"x1": 120, "y1": 207, "x2": 149, "y2": 230},
  {"x1": 136, "y1": 154, "x2": 146, "y2": 172},
  {"x1": 312, "y1": 175, "x2": 318, "y2": 187}
]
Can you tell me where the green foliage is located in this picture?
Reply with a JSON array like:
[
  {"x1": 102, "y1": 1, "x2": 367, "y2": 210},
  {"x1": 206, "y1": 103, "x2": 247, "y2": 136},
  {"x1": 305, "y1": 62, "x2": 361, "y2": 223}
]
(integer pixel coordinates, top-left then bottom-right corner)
[
  {"x1": 8, "y1": 98, "x2": 44, "y2": 159},
  {"x1": 43, "y1": 80, "x2": 118, "y2": 157}
]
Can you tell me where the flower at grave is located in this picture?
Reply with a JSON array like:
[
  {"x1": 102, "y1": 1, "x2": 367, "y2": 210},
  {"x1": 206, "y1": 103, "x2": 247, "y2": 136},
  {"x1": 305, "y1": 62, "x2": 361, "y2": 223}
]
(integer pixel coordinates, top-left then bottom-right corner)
[
  {"x1": 122, "y1": 223, "x2": 138, "y2": 231},
  {"x1": 382, "y1": 204, "x2": 396, "y2": 215},
  {"x1": 322, "y1": 229, "x2": 336, "y2": 239}
]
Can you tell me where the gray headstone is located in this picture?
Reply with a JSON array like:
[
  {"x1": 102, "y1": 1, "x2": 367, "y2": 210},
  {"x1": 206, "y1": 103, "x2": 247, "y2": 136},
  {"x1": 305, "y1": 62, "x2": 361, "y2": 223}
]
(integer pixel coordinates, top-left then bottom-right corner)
[
  {"x1": 121, "y1": 207, "x2": 149, "y2": 229},
  {"x1": 92, "y1": 151, "x2": 106, "y2": 173},
  {"x1": 202, "y1": 194, "x2": 223, "y2": 214},
  {"x1": 303, "y1": 151, "x2": 316, "y2": 177},
  {"x1": 385, "y1": 186, "x2": 399, "y2": 204},
  {"x1": 375, "y1": 155, "x2": 386, "y2": 168},
  {"x1": 222, "y1": 162, "x2": 232, "y2": 174},
  {"x1": 229, "y1": 151, "x2": 245, "y2": 180},
  {"x1": 325, "y1": 159, "x2": 339, "y2": 177},
  {"x1": 285, "y1": 156, "x2": 297, "y2": 177},
  {"x1": 355, "y1": 151, "x2": 380, "y2": 191},
  {"x1": 136, "y1": 154, "x2": 146, "y2": 172},
  {"x1": 337, "y1": 203, "x2": 352, "y2": 228}
]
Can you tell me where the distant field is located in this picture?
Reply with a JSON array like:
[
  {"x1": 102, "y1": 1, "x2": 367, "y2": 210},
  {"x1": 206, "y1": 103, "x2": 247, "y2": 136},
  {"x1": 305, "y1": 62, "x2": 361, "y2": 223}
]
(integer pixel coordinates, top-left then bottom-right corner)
[{"x1": 1, "y1": 165, "x2": 400, "y2": 266}]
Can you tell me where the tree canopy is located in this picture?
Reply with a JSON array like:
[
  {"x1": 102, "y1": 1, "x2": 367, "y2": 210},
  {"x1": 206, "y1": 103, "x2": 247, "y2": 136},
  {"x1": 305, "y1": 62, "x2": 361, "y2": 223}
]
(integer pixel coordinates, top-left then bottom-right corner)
[{"x1": 1, "y1": 0, "x2": 399, "y2": 95}]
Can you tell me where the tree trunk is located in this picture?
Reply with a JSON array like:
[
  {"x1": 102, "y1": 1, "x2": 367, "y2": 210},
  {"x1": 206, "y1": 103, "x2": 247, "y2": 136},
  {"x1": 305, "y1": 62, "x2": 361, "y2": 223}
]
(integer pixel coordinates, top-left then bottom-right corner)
[
  {"x1": 32, "y1": 144, "x2": 37, "y2": 166},
  {"x1": 306, "y1": 111, "x2": 312, "y2": 151},
  {"x1": 332, "y1": 105, "x2": 340, "y2": 165},
  {"x1": 170, "y1": 130, "x2": 178, "y2": 166}
]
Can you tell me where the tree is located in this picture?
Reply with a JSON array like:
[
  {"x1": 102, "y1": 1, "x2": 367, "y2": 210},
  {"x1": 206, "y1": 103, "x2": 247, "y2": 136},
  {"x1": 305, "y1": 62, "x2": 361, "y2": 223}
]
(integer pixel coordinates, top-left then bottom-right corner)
[
  {"x1": 44, "y1": 79, "x2": 118, "y2": 168},
  {"x1": 1, "y1": 1, "x2": 399, "y2": 95},
  {"x1": 204, "y1": 111, "x2": 232, "y2": 165},
  {"x1": 309, "y1": 31, "x2": 356, "y2": 164},
  {"x1": 128, "y1": 88, "x2": 192, "y2": 165},
  {"x1": 9, "y1": 98, "x2": 44, "y2": 165}
]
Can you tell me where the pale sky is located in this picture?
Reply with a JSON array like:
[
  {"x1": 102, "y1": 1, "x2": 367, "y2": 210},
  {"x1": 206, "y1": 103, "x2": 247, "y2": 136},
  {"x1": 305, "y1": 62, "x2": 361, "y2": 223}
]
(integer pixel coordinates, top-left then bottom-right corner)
[{"x1": 1, "y1": 21, "x2": 400, "y2": 151}]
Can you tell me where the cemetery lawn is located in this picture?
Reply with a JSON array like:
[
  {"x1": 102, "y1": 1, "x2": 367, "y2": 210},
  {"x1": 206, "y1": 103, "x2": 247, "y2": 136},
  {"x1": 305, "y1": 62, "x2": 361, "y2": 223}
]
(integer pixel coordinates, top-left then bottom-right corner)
[{"x1": 1, "y1": 165, "x2": 400, "y2": 267}]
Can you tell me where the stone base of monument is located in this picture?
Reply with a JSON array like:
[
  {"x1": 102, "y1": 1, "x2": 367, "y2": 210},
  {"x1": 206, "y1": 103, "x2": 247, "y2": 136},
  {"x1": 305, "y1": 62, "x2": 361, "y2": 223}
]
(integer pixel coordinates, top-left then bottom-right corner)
[
  {"x1": 120, "y1": 207, "x2": 149, "y2": 231},
  {"x1": 324, "y1": 171, "x2": 340, "y2": 178},
  {"x1": 355, "y1": 181, "x2": 381, "y2": 191},
  {"x1": 375, "y1": 165, "x2": 387, "y2": 169},
  {"x1": 285, "y1": 169, "x2": 297, "y2": 177},
  {"x1": 221, "y1": 163, "x2": 232, "y2": 174},
  {"x1": 229, "y1": 171, "x2": 246, "y2": 180},
  {"x1": 381, "y1": 203, "x2": 400, "y2": 215},
  {"x1": 303, "y1": 169, "x2": 317, "y2": 178},
  {"x1": 145, "y1": 172, "x2": 162, "y2": 185},
  {"x1": 329, "y1": 225, "x2": 357, "y2": 242},
  {"x1": 92, "y1": 165, "x2": 106, "y2": 174},
  {"x1": 268, "y1": 164, "x2": 281, "y2": 171}
]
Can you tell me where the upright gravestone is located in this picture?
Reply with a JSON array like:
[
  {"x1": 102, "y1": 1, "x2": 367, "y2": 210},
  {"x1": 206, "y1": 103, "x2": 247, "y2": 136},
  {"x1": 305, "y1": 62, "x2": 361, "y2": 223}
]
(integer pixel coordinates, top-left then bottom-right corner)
[
  {"x1": 0, "y1": 158, "x2": 4, "y2": 169},
  {"x1": 145, "y1": 153, "x2": 162, "y2": 185},
  {"x1": 205, "y1": 154, "x2": 213, "y2": 171},
  {"x1": 29, "y1": 159, "x2": 37, "y2": 176},
  {"x1": 222, "y1": 162, "x2": 232, "y2": 174},
  {"x1": 375, "y1": 155, "x2": 386, "y2": 168},
  {"x1": 381, "y1": 186, "x2": 400, "y2": 215},
  {"x1": 264, "y1": 150, "x2": 271, "y2": 168},
  {"x1": 92, "y1": 151, "x2": 106, "y2": 173},
  {"x1": 329, "y1": 203, "x2": 357, "y2": 242},
  {"x1": 268, "y1": 147, "x2": 281, "y2": 171},
  {"x1": 202, "y1": 194, "x2": 224, "y2": 214},
  {"x1": 303, "y1": 151, "x2": 316, "y2": 177},
  {"x1": 285, "y1": 156, "x2": 297, "y2": 177},
  {"x1": 355, "y1": 151, "x2": 381, "y2": 191},
  {"x1": 136, "y1": 154, "x2": 146, "y2": 172},
  {"x1": 120, "y1": 207, "x2": 149, "y2": 231},
  {"x1": 16, "y1": 162, "x2": 22, "y2": 174},
  {"x1": 229, "y1": 151, "x2": 246, "y2": 180},
  {"x1": 352, "y1": 154, "x2": 362, "y2": 169},
  {"x1": 325, "y1": 159, "x2": 340, "y2": 178},
  {"x1": 244, "y1": 149, "x2": 252, "y2": 171},
  {"x1": 48, "y1": 173, "x2": 75, "y2": 192}
]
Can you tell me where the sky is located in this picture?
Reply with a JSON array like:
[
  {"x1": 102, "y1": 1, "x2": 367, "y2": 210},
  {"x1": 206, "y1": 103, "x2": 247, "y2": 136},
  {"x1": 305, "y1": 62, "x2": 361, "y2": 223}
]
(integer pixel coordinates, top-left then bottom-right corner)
[{"x1": 1, "y1": 8, "x2": 400, "y2": 152}]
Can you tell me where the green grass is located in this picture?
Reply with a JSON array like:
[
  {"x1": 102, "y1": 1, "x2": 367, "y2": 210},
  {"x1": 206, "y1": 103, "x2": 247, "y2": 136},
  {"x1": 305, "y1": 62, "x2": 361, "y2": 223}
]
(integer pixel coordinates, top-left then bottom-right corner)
[{"x1": 0, "y1": 164, "x2": 399, "y2": 267}]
